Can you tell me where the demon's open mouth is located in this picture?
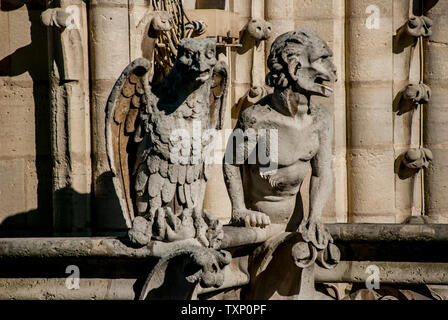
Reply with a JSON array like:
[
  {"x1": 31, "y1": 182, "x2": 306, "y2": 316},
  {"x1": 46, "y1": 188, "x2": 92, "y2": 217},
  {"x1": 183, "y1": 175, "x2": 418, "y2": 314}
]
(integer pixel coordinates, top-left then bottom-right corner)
[
  {"x1": 195, "y1": 69, "x2": 211, "y2": 81},
  {"x1": 314, "y1": 75, "x2": 333, "y2": 95}
]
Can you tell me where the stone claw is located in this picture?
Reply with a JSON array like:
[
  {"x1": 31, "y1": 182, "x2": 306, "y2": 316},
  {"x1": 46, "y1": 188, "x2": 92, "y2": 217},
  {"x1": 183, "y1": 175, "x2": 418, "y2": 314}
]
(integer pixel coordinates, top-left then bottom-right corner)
[
  {"x1": 233, "y1": 209, "x2": 271, "y2": 228},
  {"x1": 299, "y1": 218, "x2": 331, "y2": 250},
  {"x1": 128, "y1": 216, "x2": 152, "y2": 246}
]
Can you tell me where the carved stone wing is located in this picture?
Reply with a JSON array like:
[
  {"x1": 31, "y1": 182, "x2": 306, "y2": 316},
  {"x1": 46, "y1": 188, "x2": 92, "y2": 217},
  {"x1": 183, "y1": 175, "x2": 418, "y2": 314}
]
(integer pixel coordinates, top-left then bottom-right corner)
[
  {"x1": 209, "y1": 60, "x2": 229, "y2": 130},
  {"x1": 106, "y1": 58, "x2": 152, "y2": 228}
]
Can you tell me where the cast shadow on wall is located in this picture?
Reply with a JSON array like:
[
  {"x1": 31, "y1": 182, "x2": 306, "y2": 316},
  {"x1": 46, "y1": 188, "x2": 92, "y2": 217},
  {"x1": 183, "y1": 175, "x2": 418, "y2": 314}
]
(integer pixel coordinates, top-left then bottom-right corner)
[
  {"x1": 0, "y1": 187, "x2": 88, "y2": 237},
  {"x1": 0, "y1": 170, "x2": 131, "y2": 237},
  {"x1": 0, "y1": 0, "x2": 53, "y2": 234}
]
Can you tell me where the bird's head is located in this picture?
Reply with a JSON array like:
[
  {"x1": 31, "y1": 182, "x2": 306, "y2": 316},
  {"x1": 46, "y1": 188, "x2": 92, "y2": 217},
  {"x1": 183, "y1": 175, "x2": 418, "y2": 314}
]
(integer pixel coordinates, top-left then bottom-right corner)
[{"x1": 175, "y1": 38, "x2": 217, "y2": 84}]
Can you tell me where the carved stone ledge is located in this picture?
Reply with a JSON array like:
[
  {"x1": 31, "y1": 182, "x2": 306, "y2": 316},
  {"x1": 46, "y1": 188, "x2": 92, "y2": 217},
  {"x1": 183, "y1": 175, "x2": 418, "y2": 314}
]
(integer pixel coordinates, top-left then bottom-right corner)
[
  {"x1": 2, "y1": 223, "x2": 448, "y2": 257},
  {"x1": 316, "y1": 261, "x2": 448, "y2": 285},
  {"x1": 326, "y1": 223, "x2": 448, "y2": 242},
  {"x1": 2, "y1": 223, "x2": 448, "y2": 259},
  {"x1": 0, "y1": 224, "x2": 286, "y2": 260},
  {"x1": 2, "y1": 223, "x2": 448, "y2": 300}
]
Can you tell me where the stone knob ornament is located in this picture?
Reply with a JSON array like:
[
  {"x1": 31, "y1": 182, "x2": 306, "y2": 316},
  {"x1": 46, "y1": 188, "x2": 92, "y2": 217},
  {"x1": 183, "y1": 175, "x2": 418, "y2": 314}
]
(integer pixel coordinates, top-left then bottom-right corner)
[
  {"x1": 291, "y1": 241, "x2": 317, "y2": 268},
  {"x1": 316, "y1": 242, "x2": 341, "y2": 269},
  {"x1": 406, "y1": 15, "x2": 433, "y2": 37},
  {"x1": 403, "y1": 147, "x2": 433, "y2": 170},
  {"x1": 147, "y1": 10, "x2": 172, "y2": 36},
  {"x1": 246, "y1": 18, "x2": 273, "y2": 41},
  {"x1": 404, "y1": 83, "x2": 431, "y2": 104}
]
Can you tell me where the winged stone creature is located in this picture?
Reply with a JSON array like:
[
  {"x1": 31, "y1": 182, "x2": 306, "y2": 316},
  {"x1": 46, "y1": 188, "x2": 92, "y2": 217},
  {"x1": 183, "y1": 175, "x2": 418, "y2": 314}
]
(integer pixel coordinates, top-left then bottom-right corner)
[{"x1": 105, "y1": 38, "x2": 228, "y2": 248}]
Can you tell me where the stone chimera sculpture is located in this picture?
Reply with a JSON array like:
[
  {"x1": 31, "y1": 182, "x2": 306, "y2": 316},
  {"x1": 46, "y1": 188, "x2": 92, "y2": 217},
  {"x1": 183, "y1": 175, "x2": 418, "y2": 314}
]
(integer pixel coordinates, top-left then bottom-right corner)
[
  {"x1": 224, "y1": 29, "x2": 339, "y2": 299},
  {"x1": 106, "y1": 38, "x2": 229, "y2": 249},
  {"x1": 224, "y1": 29, "x2": 337, "y2": 249}
]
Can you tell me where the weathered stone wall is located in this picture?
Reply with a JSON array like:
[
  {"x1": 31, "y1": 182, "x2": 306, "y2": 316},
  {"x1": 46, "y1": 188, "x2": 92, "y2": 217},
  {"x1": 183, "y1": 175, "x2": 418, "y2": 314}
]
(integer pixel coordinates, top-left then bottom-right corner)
[
  {"x1": 425, "y1": 1, "x2": 448, "y2": 223},
  {"x1": 0, "y1": 2, "x2": 53, "y2": 236},
  {"x1": 0, "y1": 0, "x2": 447, "y2": 234},
  {"x1": 46, "y1": 0, "x2": 92, "y2": 236},
  {"x1": 89, "y1": 0, "x2": 131, "y2": 234},
  {"x1": 346, "y1": 0, "x2": 396, "y2": 223},
  {"x1": 292, "y1": 0, "x2": 347, "y2": 223}
]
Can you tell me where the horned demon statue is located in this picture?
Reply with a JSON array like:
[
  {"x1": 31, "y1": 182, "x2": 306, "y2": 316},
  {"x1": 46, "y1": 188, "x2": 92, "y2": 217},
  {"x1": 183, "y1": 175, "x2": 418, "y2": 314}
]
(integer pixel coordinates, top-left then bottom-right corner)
[
  {"x1": 224, "y1": 29, "x2": 337, "y2": 247},
  {"x1": 106, "y1": 38, "x2": 228, "y2": 249},
  {"x1": 224, "y1": 30, "x2": 339, "y2": 298}
]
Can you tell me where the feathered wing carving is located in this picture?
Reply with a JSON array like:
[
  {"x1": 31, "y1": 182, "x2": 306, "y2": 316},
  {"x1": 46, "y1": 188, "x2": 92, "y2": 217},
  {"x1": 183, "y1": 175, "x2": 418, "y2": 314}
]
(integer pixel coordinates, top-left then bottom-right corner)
[
  {"x1": 106, "y1": 50, "x2": 228, "y2": 248},
  {"x1": 106, "y1": 58, "x2": 152, "y2": 228}
]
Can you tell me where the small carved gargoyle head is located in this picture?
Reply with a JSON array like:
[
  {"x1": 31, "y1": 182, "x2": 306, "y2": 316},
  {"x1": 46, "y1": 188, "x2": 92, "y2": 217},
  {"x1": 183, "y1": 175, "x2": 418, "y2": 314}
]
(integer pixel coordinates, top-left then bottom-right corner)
[
  {"x1": 406, "y1": 15, "x2": 433, "y2": 37},
  {"x1": 147, "y1": 11, "x2": 172, "y2": 37},
  {"x1": 403, "y1": 147, "x2": 433, "y2": 170},
  {"x1": 246, "y1": 18, "x2": 272, "y2": 41},
  {"x1": 184, "y1": 249, "x2": 232, "y2": 288},
  {"x1": 175, "y1": 38, "x2": 217, "y2": 83},
  {"x1": 266, "y1": 29, "x2": 337, "y2": 97},
  {"x1": 404, "y1": 83, "x2": 431, "y2": 104}
]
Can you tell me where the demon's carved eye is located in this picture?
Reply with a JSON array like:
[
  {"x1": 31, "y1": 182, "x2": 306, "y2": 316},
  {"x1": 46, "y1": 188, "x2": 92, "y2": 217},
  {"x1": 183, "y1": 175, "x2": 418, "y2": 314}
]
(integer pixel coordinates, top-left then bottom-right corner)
[
  {"x1": 184, "y1": 49, "x2": 193, "y2": 60},
  {"x1": 205, "y1": 46, "x2": 215, "y2": 59}
]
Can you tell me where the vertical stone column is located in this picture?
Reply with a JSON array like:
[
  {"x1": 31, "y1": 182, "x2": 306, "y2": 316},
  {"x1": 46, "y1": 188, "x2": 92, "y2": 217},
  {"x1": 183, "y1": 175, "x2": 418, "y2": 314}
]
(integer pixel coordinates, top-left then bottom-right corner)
[
  {"x1": 264, "y1": 0, "x2": 294, "y2": 61},
  {"x1": 0, "y1": 2, "x2": 53, "y2": 235},
  {"x1": 424, "y1": 1, "x2": 448, "y2": 223},
  {"x1": 346, "y1": 0, "x2": 395, "y2": 223},
  {"x1": 250, "y1": 0, "x2": 266, "y2": 88},
  {"x1": 90, "y1": 0, "x2": 130, "y2": 233},
  {"x1": 392, "y1": 0, "x2": 420, "y2": 222},
  {"x1": 203, "y1": 48, "x2": 233, "y2": 223},
  {"x1": 293, "y1": 0, "x2": 347, "y2": 223},
  {"x1": 129, "y1": 0, "x2": 151, "y2": 61},
  {"x1": 230, "y1": 0, "x2": 252, "y2": 128},
  {"x1": 43, "y1": 0, "x2": 92, "y2": 235},
  {"x1": 202, "y1": 1, "x2": 233, "y2": 223}
]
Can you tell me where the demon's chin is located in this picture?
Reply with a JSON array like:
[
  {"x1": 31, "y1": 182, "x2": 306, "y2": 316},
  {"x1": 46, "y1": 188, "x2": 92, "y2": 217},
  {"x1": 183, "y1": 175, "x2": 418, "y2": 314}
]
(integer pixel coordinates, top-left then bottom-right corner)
[
  {"x1": 313, "y1": 75, "x2": 334, "y2": 97},
  {"x1": 291, "y1": 82, "x2": 334, "y2": 97},
  {"x1": 314, "y1": 83, "x2": 334, "y2": 97}
]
